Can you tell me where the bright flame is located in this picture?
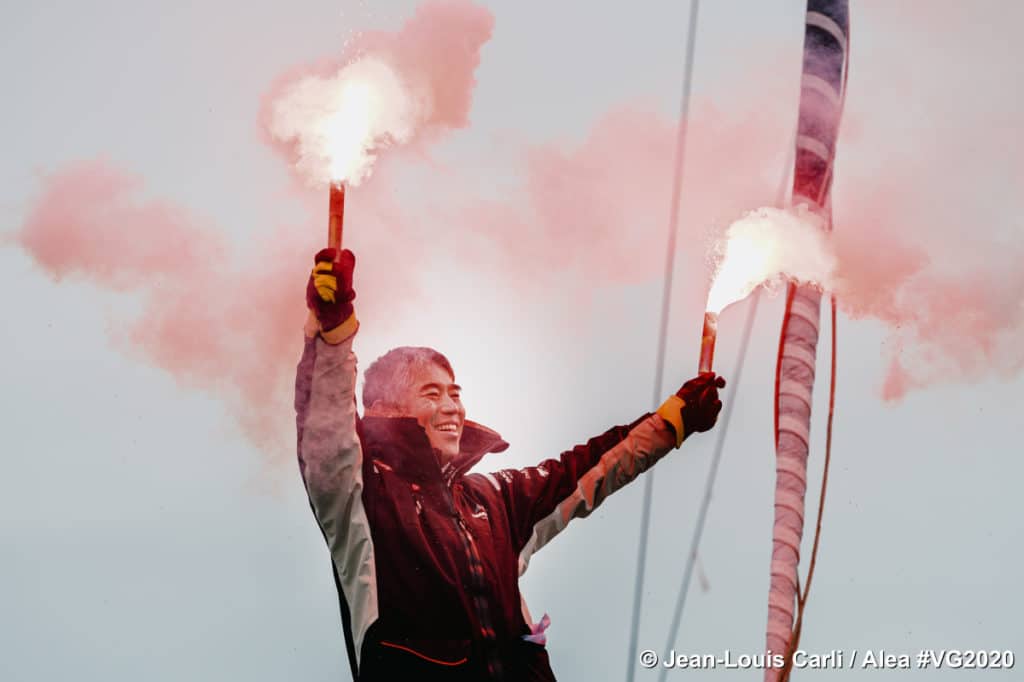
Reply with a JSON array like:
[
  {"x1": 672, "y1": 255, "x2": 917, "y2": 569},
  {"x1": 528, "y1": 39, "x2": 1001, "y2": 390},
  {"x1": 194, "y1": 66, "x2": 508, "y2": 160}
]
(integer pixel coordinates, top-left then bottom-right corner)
[
  {"x1": 706, "y1": 205, "x2": 835, "y2": 314},
  {"x1": 268, "y1": 57, "x2": 423, "y2": 186},
  {"x1": 323, "y1": 80, "x2": 373, "y2": 181}
]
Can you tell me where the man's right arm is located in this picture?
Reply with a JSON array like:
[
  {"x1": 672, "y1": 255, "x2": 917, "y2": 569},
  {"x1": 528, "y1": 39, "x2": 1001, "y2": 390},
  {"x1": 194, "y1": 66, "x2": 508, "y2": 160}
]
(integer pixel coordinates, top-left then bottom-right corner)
[
  {"x1": 295, "y1": 251, "x2": 378, "y2": 668},
  {"x1": 295, "y1": 319, "x2": 370, "y2": 555}
]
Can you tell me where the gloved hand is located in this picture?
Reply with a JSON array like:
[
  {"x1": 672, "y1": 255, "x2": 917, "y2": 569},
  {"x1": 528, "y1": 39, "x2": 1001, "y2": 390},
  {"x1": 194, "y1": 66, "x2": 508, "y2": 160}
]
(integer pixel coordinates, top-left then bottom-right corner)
[
  {"x1": 656, "y1": 372, "x2": 726, "y2": 447},
  {"x1": 306, "y1": 248, "x2": 356, "y2": 335}
]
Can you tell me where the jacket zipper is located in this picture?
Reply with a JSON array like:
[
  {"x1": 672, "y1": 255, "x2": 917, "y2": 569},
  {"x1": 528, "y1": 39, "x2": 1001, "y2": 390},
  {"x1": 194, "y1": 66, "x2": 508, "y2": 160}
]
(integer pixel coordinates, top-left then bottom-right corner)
[{"x1": 443, "y1": 482, "x2": 504, "y2": 679}]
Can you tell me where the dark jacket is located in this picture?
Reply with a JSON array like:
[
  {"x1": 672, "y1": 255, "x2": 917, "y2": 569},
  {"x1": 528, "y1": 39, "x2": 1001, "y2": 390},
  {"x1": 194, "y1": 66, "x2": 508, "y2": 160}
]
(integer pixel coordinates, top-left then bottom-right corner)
[{"x1": 295, "y1": 331, "x2": 676, "y2": 680}]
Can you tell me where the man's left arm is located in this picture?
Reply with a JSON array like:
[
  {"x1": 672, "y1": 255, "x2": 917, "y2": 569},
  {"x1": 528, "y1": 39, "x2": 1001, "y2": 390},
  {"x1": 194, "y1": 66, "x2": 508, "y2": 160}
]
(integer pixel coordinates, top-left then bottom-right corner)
[{"x1": 473, "y1": 374, "x2": 725, "y2": 570}]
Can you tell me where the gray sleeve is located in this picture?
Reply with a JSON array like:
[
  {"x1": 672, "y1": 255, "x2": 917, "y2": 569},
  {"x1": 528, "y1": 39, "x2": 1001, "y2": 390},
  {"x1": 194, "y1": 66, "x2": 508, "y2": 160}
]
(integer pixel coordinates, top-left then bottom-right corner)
[{"x1": 295, "y1": 333, "x2": 379, "y2": 664}]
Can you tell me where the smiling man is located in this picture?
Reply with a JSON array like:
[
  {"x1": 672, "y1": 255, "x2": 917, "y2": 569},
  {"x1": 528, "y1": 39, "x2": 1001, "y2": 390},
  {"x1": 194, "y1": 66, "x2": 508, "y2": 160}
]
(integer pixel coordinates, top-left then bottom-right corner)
[
  {"x1": 362, "y1": 347, "x2": 467, "y2": 465},
  {"x1": 295, "y1": 248, "x2": 726, "y2": 681}
]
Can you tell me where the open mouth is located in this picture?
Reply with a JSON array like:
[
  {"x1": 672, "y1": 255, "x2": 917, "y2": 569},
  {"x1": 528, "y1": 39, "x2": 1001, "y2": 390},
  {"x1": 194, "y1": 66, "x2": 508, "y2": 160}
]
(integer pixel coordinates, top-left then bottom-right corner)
[{"x1": 435, "y1": 423, "x2": 460, "y2": 436}]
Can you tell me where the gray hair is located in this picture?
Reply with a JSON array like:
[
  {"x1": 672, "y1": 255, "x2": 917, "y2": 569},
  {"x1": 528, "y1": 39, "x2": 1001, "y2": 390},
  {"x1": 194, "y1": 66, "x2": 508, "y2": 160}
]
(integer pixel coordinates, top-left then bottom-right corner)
[{"x1": 362, "y1": 346, "x2": 455, "y2": 410}]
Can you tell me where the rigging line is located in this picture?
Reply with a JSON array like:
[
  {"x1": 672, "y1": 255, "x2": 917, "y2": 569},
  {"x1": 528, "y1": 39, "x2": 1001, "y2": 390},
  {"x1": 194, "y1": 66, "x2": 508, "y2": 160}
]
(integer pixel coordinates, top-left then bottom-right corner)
[
  {"x1": 625, "y1": 2, "x2": 701, "y2": 681},
  {"x1": 657, "y1": 290, "x2": 761, "y2": 682},
  {"x1": 656, "y1": 144, "x2": 794, "y2": 681}
]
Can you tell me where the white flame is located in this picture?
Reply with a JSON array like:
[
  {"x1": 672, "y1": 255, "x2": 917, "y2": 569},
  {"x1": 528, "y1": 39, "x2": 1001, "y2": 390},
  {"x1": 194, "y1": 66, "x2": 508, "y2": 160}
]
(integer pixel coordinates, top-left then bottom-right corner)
[
  {"x1": 706, "y1": 205, "x2": 836, "y2": 314},
  {"x1": 268, "y1": 57, "x2": 426, "y2": 186}
]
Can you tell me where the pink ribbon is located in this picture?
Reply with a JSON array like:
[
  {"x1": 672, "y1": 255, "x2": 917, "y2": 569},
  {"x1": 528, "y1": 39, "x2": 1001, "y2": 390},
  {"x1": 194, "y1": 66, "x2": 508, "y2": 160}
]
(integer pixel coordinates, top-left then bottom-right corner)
[{"x1": 522, "y1": 613, "x2": 551, "y2": 645}]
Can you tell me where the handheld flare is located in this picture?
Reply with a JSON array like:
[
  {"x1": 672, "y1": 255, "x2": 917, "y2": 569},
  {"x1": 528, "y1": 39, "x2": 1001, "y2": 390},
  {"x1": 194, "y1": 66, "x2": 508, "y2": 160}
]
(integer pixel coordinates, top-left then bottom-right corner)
[
  {"x1": 328, "y1": 183, "x2": 346, "y2": 256},
  {"x1": 698, "y1": 312, "x2": 718, "y2": 374}
]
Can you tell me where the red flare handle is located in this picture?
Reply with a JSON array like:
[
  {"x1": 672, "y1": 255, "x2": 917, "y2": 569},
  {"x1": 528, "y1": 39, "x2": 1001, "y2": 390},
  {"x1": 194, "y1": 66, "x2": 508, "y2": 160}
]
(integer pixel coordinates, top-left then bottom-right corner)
[
  {"x1": 328, "y1": 183, "x2": 346, "y2": 259},
  {"x1": 698, "y1": 311, "x2": 718, "y2": 374}
]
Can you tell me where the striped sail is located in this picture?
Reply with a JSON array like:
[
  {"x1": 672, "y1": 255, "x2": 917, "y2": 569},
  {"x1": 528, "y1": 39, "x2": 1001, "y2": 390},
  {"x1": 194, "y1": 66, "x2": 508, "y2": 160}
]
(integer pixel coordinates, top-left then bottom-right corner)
[{"x1": 765, "y1": 2, "x2": 848, "y2": 679}]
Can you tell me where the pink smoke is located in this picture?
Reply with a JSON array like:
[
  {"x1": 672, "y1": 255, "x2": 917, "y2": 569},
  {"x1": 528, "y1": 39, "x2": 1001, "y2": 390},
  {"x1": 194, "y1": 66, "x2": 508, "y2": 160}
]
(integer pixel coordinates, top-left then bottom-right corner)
[
  {"x1": 260, "y1": 0, "x2": 493, "y2": 187},
  {"x1": 17, "y1": 160, "x2": 223, "y2": 288},
  {"x1": 441, "y1": 102, "x2": 787, "y2": 301},
  {"x1": 16, "y1": 160, "x2": 306, "y2": 453},
  {"x1": 15, "y1": 156, "x2": 440, "y2": 456},
  {"x1": 12, "y1": 95, "x2": 788, "y2": 454},
  {"x1": 14, "y1": 1, "x2": 1024, "y2": 459},
  {"x1": 13, "y1": 1, "x2": 500, "y2": 457},
  {"x1": 827, "y1": 1, "x2": 1024, "y2": 399}
]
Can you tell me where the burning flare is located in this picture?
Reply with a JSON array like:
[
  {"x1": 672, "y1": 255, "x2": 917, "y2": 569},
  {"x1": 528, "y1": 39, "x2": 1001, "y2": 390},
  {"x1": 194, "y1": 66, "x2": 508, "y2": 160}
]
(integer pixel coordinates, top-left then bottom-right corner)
[
  {"x1": 268, "y1": 57, "x2": 422, "y2": 186},
  {"x1": 262, "y1": 0, "x2": 493, "y2": 188},
  {"x1": 706, "y1": 205, "x2": 835, "y2": 314}
]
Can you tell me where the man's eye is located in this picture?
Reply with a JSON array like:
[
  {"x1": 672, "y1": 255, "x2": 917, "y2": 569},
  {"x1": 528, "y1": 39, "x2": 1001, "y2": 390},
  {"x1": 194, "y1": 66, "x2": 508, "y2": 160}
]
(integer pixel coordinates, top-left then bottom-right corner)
[{"x1": 424, "y1": 391, "x2": 441, "y2": 399}]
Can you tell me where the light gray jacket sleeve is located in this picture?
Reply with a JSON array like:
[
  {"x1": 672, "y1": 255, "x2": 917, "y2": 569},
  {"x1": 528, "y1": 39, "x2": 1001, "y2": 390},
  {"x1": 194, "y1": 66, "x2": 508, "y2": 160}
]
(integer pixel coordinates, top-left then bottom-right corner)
[{"x1": 295, "y1": 326, "x2": 378, "y2": 664}]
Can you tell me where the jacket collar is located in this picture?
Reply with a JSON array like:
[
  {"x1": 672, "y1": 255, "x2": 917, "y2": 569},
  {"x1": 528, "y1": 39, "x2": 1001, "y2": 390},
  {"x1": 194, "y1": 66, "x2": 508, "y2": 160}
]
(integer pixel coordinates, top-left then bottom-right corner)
[{"x1": 358, "y1": 416, "x2": 509, "y2": 484}]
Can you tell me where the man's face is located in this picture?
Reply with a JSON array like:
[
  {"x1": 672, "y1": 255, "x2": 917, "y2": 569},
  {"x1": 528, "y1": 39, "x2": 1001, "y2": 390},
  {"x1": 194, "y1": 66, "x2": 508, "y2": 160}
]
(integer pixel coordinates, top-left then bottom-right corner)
[{"x1": 404, "y1": 362, "x2": 465, "y2": 462}]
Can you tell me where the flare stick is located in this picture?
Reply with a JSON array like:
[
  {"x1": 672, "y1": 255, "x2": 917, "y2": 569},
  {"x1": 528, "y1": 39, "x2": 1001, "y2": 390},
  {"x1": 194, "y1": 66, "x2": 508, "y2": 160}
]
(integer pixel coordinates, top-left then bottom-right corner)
[
  {"x1": 698, "y1": 311, "x2": 718, "y2": 374},
  {"x1": 328, "y1": 183, "x2": 346, "y2": 256}
]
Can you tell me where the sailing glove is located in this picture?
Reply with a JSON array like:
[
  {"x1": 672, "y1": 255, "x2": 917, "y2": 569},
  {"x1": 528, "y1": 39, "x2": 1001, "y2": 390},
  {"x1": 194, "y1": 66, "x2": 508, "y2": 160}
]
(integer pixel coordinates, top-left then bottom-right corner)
[
  {"x1": 306, "y1": 248, "x2": 357, "y2": 341},
  {"x1": 656, "y1": 373, "x2": 726, "y2": 447}
]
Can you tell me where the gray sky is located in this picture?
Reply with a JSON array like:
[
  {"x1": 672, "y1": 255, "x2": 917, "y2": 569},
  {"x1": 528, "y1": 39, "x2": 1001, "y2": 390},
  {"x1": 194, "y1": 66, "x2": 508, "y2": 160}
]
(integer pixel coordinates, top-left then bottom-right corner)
[{"x1": 2, "y1": 2, "x2": 1022, "y2": 680}]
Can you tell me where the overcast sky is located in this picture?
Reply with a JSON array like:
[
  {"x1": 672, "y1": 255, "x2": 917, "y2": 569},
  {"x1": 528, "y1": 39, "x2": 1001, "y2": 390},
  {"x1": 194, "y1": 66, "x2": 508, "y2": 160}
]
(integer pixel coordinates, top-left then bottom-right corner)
[{"x1": 2, "y1": 2, "x2": 1022, "y2": 680}]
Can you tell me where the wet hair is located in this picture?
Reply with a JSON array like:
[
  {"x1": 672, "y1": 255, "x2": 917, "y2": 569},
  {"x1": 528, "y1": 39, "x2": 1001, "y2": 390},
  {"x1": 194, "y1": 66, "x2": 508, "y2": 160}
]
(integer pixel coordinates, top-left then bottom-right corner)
[{"x1": 362, "y1": 346, "x2": 455, "y2": 410}]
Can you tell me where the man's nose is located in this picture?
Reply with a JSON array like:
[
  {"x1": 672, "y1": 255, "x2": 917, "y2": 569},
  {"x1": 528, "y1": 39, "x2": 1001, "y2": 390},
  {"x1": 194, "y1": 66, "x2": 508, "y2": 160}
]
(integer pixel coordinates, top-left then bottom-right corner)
[{"x1": 439, "y1": 395, "x2": 459, "y2": 413}]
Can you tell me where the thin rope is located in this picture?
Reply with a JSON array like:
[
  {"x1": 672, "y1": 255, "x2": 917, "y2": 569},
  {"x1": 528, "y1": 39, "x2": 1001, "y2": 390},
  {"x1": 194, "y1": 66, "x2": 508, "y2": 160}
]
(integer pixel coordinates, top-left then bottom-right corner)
[
  {"x1": 656, "y1": 289, "x2": 760, "y2": 682},
  {"x1": 625, "y1": 2, "x2": 701, "y2": 680},
  {"x1": 655, "y1": 146, "x2": 793, "y2": 679}
]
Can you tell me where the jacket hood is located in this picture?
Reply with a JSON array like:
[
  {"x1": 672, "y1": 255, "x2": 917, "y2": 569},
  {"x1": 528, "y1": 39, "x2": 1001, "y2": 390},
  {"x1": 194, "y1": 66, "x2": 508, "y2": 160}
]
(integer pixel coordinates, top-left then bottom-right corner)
[{"x1": 358, "y1": 416, "x2": 509, "y2": 482}]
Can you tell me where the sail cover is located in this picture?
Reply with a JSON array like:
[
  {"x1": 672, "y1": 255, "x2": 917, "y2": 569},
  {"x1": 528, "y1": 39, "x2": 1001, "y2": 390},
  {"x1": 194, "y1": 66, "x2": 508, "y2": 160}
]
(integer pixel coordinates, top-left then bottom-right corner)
[{"x1": 765, "y1": 1, "x2": 849, "y2": 679}]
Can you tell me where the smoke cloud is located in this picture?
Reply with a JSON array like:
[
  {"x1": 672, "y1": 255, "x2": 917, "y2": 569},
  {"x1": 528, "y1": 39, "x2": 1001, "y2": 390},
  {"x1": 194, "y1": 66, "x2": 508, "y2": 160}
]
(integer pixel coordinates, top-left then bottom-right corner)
[
  {"x1": 828, "y1": 1, "x2": 1024, "y2": 398},
  {"x1": 13, "y1": 1, "x2": 1024, "y2": 459},
  {"x1": 16, "y1": 161, "x2": 224, "y2": 288},
  {"x1": 262, "y1": 0, "x2": 493, "y2": 187},
  {"x1": 443, "y1": 103, "x2": 785, "y2": 299},
  {"x1": 16, "y1": 159, "x2": 305, "y2": 455},
  {"x1": 706, "y1": 206, "x2": 832, "y2": 314},
  {"x1": 11, "y1": 99, "x2": 787, "y2": 456},
  {"x1": 702, "y1": 1, "x2": 1024, "y2": 399}
]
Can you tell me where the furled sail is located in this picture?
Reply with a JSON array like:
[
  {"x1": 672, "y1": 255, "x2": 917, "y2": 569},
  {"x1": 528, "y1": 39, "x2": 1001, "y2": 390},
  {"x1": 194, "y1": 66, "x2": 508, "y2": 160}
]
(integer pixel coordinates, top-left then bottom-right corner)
[{"x1": 765, "y1": 2, "x2": 849, "y2": 679}]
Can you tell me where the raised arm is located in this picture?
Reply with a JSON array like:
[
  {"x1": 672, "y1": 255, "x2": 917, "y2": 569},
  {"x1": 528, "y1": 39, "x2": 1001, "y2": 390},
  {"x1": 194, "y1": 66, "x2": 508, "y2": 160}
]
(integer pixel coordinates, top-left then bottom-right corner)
[
  {"x1": 295, "y1": 323, "x2": 365, "y2": 540},
  {"x1": 294, "y1": 248, "x2": 377, "y2": 672},
  {"x1": 296, "y1": 248, "x2": 362, "y2": 508},
  {"x1": 473, "y1": 374, "x2": 726, "y2": 573}
]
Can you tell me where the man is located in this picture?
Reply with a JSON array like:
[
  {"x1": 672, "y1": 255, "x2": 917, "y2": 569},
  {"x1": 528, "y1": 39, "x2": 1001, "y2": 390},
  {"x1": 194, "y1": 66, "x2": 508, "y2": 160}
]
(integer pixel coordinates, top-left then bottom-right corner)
[{"x1": 295, "y1": 248, "x2": 726, "y2": 681}]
